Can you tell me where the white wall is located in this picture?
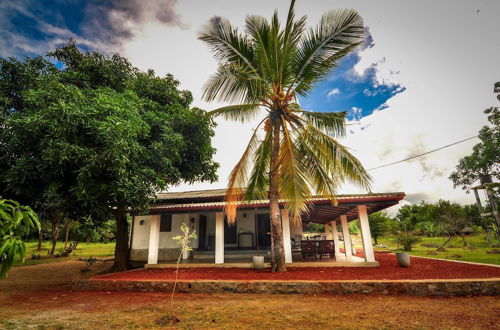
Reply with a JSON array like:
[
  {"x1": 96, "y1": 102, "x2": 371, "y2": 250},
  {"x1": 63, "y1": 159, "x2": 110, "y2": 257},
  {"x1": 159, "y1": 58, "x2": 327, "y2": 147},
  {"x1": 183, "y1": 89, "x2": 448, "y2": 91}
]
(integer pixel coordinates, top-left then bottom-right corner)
[
  {"x1": 132, "y1": 213, "x2": 198, "y2": 250},
  {"x1": 132, "y1": 215, "x2": 152, "y2": 249}
]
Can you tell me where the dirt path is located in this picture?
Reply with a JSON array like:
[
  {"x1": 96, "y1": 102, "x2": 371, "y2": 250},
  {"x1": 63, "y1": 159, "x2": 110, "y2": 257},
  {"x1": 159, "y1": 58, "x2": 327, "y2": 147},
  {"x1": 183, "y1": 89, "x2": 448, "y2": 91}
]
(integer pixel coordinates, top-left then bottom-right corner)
[
  {"x1": 0, "y1": 260, "x2": 113, "y2": 292},
  {"x1": 0, "y1": 291, "x2": 499, "y2": 329},
  {"x1": 0, "y1": 261, "x2": 499, "y2": 329}
]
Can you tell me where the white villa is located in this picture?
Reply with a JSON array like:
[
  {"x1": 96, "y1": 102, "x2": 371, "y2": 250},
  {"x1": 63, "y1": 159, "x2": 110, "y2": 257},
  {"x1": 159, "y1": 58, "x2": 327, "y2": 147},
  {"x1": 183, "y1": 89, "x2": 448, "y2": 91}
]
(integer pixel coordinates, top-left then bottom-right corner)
[{"x1": 130, "y1": 189, "x2": 405, "y2": 267}]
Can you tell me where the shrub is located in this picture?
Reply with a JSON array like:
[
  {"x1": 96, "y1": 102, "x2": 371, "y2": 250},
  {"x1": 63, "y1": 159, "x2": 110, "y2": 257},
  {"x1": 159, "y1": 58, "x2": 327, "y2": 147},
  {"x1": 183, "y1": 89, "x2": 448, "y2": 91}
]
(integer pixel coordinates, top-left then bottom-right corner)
[{"x1": 395, "y1": 231, "x2": 421, "y2": 251}]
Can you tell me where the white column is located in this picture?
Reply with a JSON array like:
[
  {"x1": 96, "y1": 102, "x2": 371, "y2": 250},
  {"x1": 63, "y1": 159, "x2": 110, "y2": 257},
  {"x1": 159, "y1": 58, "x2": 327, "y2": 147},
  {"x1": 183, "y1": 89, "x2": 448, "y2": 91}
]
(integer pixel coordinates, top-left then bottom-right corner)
[
  {"x1": 215, "y1": 212, "x2": 224, "y2": 264},
  {"x1": 281, "y1": 209, "x2": 293, "y2": 263},
  {"x1": 324, "y1": 222, "x2": 332, "y2": 240},
  {"x1": 357, "y1": 205, "x2": 375, "y2": 262},
  {"x1": 147, "y1": 215, "x2": 161, "y2": 264},
  {"x1": 340, "y1": 215, "x2": 352, "y2": 258},
  {"x1": 331, "y1": 220, "x2": 340, "y2": 256},
  {"x1": 182, "y1": 214, "x2": 190, "y2": 260}
]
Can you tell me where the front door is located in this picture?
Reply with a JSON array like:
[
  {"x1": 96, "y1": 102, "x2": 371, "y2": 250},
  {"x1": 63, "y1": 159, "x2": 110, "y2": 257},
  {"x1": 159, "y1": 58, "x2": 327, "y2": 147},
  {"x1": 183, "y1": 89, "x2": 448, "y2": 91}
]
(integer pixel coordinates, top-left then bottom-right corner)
[{"x1": 256, "y1": 213, "x2": 271, "y2": 249}]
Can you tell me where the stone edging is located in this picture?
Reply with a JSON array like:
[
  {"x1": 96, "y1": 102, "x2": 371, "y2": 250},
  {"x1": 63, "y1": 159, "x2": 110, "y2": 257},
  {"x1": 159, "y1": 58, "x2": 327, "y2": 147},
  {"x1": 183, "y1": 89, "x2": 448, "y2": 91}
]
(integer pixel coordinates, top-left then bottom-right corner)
[{"x1": 72, "y1": 278, "x2": 500, "y2": 296}]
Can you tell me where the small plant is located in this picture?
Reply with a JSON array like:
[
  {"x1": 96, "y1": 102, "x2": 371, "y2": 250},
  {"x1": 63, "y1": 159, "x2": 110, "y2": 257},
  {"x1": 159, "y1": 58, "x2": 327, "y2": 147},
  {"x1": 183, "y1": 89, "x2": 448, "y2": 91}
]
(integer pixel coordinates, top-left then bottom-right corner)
[
  {"x1": 85, "y1": 256, "x2": 97, "y2": 267},
  {"x1": 0, "y1": 199, "x2": 40, "y2": 278},
  {"x1": 168, "y1": 223, "x2": 196, "y2": 323},
  {"x1": 394, "y1": 231, "x2": 420, "y2": 251}
]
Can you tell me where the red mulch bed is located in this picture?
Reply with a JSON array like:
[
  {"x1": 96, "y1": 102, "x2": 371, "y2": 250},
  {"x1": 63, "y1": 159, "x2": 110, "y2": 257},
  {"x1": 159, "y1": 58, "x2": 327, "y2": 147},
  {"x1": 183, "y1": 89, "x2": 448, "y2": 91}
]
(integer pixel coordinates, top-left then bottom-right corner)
[{"x1": 93, "y1": 253, "x2": 500, "y2": 282}]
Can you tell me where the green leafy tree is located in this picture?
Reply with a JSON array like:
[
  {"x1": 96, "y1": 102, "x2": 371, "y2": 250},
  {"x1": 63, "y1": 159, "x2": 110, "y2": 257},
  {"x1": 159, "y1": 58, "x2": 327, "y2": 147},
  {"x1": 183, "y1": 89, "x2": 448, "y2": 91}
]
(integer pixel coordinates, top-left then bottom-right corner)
[
  {"x1": 395, "y1": 202, "x2": 437, "y2": 231},
  {"x1": 199, "y1": 0, "x2": 370, "y2": 272},
  {"x1": 434, "y1": 200, "x2": 472, "y2": 248},
  {"x1": 449, "y1": 82, "x2": 500, "y2": 191},
  {"x1": 368, "y1": 211, "x2": 392, "y2": 244},
  {"x1": 0, "y1": 43, "x2": 219, "y2": 271},
  {"x1": 450, "y1": 82, "x2": 500, "y2": 235},
  {"x1": 0, "y1": 199, "x2": 40, "y2": 278}
]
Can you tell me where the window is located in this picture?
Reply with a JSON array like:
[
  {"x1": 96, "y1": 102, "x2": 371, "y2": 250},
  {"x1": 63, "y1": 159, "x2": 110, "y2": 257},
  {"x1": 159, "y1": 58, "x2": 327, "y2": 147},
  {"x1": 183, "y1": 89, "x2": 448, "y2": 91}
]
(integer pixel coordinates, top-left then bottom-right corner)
[{"x1": 160, "y1": 214, "x2": 172, "y2": 232}]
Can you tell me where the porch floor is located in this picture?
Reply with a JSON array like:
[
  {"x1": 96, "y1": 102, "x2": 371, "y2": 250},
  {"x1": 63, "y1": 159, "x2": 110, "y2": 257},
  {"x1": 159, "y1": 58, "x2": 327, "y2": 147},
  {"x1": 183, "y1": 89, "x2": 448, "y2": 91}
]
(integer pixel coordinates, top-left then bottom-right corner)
[{"x1": 145, "y1": 252, "x2": 378, "y2": 268}]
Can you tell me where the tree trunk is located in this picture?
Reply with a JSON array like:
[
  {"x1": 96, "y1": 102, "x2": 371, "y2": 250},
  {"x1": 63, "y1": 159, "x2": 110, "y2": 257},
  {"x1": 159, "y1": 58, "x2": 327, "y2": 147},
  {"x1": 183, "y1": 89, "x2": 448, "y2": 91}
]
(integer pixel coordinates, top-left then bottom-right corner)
[
  {"x1": 269, "y1": 118, "x2": 286, "y2": 272},
  {"x1": 64, "y1": 224, "x2": 70, "y2": 250},
  {"x1": 37, "y1": 229, "x2": 43, "y2": 251},
  {"x1": 50, "y1": 223, "x2": 60, "y2": 256},
  {"x1": 460, "y1": 232, "x2": 469, "y2": 248},
  {"x1": 111, "y1": 208, "x2": 132, "y2": 271}
]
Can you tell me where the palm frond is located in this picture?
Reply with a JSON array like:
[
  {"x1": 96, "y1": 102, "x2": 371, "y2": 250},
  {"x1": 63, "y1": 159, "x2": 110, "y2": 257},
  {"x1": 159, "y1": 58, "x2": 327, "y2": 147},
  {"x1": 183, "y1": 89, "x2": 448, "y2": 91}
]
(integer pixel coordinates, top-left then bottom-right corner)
[
  {"x1": 245, "y1": 15, "x2": 273, "y2": 81},
  {"x1": 280, "y1": 0, "x2": 306, "y2": 88},
  {"x1": 299, "y1": 125, "x2": 372, "y2": 191},
  {"x1": 225, "y1": 119, "x2": 267, "y2": 222},
  {"x1": 198, "y1": 16, "x2": 258, "y2": 75},
  {"x1": 296, "y1": 135, "x2": 340, "y2": 204},
  {"x1": 208, "y1": 103, "x2": 262, "y2": 123},
  {"x1": 202, "y1": 63, "x2": 266, "y2": 103},
  {"x1": 245, "y1": 129, "x2": 272, "y2": 200},
  {"x1": 299, "y1": 110, "x2": 347, "y2": 137},
  {"x1": 278, "y1": 120, "x2": 311, "y2": 223},
  {"x1": 289, "y1": 8, "x2": 364, "y2": 95}
]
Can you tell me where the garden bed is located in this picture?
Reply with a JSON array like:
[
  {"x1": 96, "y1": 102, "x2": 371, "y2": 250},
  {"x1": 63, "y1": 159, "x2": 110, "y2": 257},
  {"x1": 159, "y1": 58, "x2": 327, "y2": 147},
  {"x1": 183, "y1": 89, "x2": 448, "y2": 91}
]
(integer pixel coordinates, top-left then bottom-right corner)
[{"x1": 92, "y1": 252, "x2": 500, "y2": 282}]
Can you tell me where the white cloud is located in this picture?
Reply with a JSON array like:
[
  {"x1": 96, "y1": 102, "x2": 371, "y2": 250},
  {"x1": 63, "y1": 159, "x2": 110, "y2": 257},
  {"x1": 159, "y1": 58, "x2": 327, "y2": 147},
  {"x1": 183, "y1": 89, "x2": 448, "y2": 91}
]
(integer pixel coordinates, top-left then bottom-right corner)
[
  {"x1": 118, "y1": 0, "x2": 500, "y2": 206},
  {"x1": 327, "y1": 88, "x2": 341, "y2": 98}
]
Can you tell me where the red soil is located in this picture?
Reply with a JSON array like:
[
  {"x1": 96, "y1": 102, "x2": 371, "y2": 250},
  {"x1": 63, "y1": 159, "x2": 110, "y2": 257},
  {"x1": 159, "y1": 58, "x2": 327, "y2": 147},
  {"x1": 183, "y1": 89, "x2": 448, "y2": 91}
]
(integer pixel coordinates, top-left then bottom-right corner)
[{"x1": 92, "y1": 253, "x2": 500, "y2": 282}]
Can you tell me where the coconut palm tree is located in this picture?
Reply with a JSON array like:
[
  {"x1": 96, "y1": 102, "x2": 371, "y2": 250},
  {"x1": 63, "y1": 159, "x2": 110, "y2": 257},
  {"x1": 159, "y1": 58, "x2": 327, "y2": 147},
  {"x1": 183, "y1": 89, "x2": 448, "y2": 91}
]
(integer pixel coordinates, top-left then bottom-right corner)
[{"x1": 199, "y1": 0, "x2": 371, "y2": 272}]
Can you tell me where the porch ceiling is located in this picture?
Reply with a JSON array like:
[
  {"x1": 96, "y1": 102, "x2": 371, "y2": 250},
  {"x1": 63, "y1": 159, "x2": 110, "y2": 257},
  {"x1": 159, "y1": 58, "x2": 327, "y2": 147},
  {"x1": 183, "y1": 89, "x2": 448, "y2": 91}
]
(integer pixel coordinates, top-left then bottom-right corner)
[{"x1": 303, "y1": 202, "x2": 398, "y2": 224}]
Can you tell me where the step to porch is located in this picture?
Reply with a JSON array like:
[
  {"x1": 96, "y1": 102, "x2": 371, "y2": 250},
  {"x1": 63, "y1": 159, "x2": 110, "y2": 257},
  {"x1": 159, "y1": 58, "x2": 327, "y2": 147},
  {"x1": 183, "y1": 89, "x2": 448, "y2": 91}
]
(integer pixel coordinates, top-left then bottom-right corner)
[
  {"x1": 194, "y1": 249, "x2": 270, "y2": 260},
  {"x1": 195, "y1": 249, "x2": 270, "y2": 255}
]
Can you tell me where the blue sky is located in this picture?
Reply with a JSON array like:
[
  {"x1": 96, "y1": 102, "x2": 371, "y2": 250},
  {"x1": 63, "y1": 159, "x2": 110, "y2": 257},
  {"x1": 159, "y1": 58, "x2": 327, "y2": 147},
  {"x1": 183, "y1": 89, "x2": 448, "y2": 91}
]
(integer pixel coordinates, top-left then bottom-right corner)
[{"x1": 299, "y1": 32, "x2": 405, "y2": 121}]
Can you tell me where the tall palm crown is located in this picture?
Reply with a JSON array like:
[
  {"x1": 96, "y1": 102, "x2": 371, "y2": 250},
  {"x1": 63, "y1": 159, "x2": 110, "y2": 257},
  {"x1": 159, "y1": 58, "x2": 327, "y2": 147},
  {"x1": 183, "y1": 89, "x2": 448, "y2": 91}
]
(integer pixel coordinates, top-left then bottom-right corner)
[{"x1": 199, "y1": 0, "x2": 372, "y2": 224}]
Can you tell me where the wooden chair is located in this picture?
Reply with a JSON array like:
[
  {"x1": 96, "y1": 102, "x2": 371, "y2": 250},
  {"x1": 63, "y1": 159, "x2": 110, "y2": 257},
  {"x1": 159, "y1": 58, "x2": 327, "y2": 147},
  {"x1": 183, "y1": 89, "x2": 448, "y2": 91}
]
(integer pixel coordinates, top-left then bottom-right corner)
[
  {"x1": 301, "y1": 240, "x2": 317, "y2": 259},
  {"x1": 318, "y1": 241, "x2": 335, "y2": 260}
]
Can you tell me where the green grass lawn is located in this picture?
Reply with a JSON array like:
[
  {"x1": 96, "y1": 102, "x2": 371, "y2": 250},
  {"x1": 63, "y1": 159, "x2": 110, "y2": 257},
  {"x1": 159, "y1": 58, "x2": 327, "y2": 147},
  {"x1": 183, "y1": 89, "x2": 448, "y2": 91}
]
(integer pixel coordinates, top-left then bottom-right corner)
[
  {"x1": 15, "y1": 241, "x2": 115, "y2": 267},
  {"x1": 376, "y1": 234, "x2": 500, "y2": 265}
]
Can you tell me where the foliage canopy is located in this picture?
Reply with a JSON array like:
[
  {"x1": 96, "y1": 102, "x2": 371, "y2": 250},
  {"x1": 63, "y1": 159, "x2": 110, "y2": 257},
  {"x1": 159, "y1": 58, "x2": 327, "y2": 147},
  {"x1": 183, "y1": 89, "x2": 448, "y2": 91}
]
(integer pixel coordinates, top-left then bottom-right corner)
[{"x1": 0, "y1": 42, "x2": 219, "y2": 269}]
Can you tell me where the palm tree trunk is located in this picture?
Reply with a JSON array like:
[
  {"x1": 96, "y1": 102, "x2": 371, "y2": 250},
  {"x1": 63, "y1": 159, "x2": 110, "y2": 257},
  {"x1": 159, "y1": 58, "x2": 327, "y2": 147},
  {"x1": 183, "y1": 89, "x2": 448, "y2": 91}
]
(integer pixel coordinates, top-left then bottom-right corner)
[{"x1": 269, "y1": 119, "x2": 286, "y2": 272}]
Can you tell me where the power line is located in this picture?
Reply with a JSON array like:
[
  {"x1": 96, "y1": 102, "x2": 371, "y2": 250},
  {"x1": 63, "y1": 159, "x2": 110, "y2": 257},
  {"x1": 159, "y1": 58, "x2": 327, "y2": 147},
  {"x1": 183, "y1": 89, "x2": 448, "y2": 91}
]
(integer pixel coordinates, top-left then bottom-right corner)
[{"x1": 366, "y1": 135, "x2": 479, "y2": 171}]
